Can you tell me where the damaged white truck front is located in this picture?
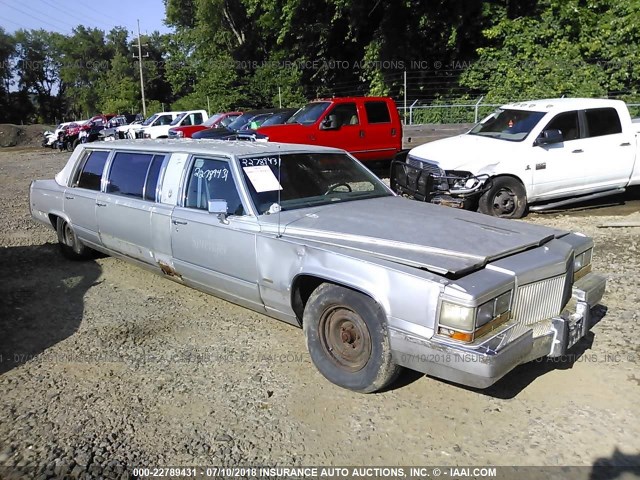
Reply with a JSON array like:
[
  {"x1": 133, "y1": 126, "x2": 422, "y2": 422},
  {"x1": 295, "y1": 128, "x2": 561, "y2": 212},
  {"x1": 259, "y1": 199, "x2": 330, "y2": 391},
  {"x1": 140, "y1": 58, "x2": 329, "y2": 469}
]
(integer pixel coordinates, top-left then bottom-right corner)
[{"x1": 391, "y1": 98, "x2": 640, "y2": 218}]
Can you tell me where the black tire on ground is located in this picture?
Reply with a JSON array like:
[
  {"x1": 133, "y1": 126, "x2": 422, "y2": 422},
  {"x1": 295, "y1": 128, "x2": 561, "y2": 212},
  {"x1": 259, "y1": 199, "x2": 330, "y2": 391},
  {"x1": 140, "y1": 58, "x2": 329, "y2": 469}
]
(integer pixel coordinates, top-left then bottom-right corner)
[
  {"x1": 478, "y1": 176, "x2": 527, "y2": 218},
  {"x1": 56, "y1": 218, "x2": 92, "y2": 260},
  {"x1": 72, "y1": 138, "x2": 81, "y2": 150},
  {"x1": 303, "y1": 283, "x2": 402, "y2": 393}
]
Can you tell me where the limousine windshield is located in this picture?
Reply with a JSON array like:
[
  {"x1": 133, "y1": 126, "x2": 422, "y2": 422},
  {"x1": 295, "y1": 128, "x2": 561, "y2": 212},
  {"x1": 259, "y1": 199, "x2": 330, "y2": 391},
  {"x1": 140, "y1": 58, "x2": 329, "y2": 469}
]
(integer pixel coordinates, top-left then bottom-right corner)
[{"x1": 239, "y1": 152, "x2": 392, "y2": 214}]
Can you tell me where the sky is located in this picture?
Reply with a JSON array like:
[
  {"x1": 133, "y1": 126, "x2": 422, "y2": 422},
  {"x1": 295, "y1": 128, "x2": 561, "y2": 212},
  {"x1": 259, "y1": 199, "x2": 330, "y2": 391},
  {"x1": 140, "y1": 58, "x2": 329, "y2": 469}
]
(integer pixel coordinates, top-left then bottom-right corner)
[{"x1": 0, "y1": 0, "x2": 172, "y2": 36}]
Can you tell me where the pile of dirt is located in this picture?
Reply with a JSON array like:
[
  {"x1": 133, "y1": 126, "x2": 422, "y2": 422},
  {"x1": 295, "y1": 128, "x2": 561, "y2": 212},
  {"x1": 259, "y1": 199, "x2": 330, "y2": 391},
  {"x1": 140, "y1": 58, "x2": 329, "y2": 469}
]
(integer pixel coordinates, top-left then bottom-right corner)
[{"x1": 0, "y1": 124, "x2": 53, "y2": 148}]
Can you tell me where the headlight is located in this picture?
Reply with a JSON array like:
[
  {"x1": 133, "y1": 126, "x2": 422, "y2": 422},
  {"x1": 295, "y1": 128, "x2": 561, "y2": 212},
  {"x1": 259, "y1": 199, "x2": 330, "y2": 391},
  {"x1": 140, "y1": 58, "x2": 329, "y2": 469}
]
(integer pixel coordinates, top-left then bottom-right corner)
[
  {"x1": 574, "y1": 248, "x2": 592, "y2": 280},
  {"x1": 439, "y1": 302, "x2": 475, "y2": 331},
  {"x1": 438, "y1": 291, "x2": 512, "y2": 343}
]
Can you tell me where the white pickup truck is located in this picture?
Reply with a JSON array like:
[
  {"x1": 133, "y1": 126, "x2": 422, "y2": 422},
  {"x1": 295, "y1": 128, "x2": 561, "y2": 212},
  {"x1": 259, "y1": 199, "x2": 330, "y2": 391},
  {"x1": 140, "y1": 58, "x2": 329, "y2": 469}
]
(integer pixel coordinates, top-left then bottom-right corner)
[
  {"x1": 127, "y1": 110, "x2": 208, "y2": 139},
  {"x1": 393, "y1": 98, "x2": 640, "y2": 217}
]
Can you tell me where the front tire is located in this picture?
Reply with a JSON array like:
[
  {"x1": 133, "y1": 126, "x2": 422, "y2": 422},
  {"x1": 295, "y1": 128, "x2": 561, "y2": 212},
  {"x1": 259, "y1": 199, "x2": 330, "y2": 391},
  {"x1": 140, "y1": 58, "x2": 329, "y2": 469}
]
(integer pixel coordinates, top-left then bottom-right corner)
[
  {"x1": 56, "y1": 218, "x2": 92, "y2": 260},
  {"x1": 303, "y1": 283, "x2": 401, "y2": 393},
  {"x1": 478, "y1": 176, "x2": 527, "y2": 218}
]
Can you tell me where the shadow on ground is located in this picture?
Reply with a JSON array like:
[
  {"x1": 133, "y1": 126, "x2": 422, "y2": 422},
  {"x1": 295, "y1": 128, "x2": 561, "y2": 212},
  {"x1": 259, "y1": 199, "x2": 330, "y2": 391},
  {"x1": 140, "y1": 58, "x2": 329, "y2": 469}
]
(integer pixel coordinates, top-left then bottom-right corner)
[{"x1": 0, "y1": 243, "x2": 102, "y2": 374}]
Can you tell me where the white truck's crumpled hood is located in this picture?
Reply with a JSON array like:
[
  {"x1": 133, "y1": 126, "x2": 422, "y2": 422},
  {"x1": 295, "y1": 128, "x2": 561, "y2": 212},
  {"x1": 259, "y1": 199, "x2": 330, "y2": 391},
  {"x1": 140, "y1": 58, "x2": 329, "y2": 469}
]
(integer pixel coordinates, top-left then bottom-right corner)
[{"x1": 408, "y1": 134, "x2": 523, "y2": 171}]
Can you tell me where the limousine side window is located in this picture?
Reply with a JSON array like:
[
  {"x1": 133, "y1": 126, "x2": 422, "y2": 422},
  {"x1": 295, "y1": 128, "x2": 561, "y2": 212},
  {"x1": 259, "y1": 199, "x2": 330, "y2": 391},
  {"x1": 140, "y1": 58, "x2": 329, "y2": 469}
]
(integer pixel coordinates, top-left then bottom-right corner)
[
  {"x1": 74, "y1": 150, "x2": 110, "y2": 190},
  {"x1": 106, "y1": 152, "x2": 167, "y2": 200},
  {"x1": 144, "y1": 155, "x2": 166, "y2": 201},
  {"x1": 185, "y1": 158, "x2": 245, "y2": 216}
]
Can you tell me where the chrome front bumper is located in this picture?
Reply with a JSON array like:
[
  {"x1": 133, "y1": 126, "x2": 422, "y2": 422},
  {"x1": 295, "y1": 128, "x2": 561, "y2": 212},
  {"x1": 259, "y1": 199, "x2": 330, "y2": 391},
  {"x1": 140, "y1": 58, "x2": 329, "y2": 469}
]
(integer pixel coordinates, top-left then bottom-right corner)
[{"x1": 390, "y1": 272, "x2": 607, "y2": 389}]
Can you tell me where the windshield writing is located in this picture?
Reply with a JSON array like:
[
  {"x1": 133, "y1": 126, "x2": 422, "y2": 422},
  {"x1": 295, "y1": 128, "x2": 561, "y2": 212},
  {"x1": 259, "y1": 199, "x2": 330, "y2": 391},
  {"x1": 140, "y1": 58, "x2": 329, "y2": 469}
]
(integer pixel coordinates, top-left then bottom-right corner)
[{"x1": 240, "y1": 153, "x2": 391, "y2": 214}]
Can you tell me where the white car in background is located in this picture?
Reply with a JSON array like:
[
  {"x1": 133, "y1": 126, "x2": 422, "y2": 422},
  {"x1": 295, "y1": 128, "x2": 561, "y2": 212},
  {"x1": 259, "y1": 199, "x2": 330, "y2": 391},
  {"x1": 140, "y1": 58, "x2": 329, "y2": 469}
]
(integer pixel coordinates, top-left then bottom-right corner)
[{"x1": 133, "y1": 110, "x2": 208, "y2": 139}]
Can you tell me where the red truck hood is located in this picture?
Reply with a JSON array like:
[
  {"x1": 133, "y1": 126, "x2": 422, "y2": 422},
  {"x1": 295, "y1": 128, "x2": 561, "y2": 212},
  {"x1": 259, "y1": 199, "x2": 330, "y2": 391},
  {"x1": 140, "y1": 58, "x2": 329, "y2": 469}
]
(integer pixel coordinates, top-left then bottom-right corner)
[{"x1": 170, "y1": 125, "x2": 208, "y2": 137}]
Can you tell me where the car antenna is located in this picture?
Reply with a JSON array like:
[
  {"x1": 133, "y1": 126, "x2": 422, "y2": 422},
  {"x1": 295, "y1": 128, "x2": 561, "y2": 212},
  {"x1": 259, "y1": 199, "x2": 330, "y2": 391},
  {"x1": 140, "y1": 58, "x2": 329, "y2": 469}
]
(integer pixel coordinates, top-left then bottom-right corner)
[{"x1": 277, "y1": 148, "x2": 282, "y2": 238}]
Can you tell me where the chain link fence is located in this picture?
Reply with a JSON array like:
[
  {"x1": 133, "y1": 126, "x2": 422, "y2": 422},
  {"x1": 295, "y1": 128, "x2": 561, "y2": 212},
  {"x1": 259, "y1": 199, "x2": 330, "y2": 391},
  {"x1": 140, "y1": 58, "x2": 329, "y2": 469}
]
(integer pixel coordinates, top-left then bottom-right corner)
[{"x1": 397, "y1": 100, "x2": 640, "y2": 126}]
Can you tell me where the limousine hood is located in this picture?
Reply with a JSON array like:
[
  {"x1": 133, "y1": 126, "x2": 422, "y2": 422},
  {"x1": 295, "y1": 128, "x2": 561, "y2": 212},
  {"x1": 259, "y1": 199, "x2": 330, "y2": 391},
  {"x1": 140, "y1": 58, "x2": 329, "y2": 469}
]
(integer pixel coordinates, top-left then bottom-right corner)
[{"x1": 277, "y1": 196, "x2": 564, "y2": 276}]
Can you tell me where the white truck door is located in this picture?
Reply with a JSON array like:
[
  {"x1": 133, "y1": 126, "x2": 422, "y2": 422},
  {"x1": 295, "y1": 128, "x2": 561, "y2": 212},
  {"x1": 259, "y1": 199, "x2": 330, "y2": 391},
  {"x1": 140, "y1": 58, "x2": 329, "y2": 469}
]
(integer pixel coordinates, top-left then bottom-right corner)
[
  {"x1": 529, "y1": 110, "x2": 590, "y2": 200},
  {"x1": 578, "y1": 107, "x2": 635, "y2": 190}
]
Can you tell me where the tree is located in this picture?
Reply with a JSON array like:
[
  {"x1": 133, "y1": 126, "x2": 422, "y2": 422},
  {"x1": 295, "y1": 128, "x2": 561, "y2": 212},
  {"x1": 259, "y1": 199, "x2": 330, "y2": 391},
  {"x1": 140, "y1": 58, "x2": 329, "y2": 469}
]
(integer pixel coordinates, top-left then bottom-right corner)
[
  {"x1": 0, "y1": 28, "x2": 16, "y2": 120},
  {"x1": 13, "y1": 29, "x2": 65, "y2": 122},
  {"x1": 58, "y1": 26, "x2": 110, "y2": 117},
  {"x1": 460, "y1": 0, "x2": 640, "y2": 102}
]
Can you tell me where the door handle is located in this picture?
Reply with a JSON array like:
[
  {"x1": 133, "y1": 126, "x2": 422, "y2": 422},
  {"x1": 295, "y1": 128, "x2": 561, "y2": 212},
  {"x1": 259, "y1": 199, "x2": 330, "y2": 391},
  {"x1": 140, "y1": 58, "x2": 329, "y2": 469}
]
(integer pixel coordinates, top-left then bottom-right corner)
[
  {"x1": 359, "y1": 130, "x2": 365, "y2": 138},
  {"x1": 572, "y1": 149, "x2": 584, "y2": 153},
  {"x1": 172, "y1": 220, "x2": 187, "y2": 225},
  {"x1": 96, "y1": 202, "x2": 107, "y2": 207},
  {"x1": 620, "y1": 142, "x2": 631, "y2": 147},
  {"x1": 65, "y1": 195, "x2": 74, "y2": 200}
]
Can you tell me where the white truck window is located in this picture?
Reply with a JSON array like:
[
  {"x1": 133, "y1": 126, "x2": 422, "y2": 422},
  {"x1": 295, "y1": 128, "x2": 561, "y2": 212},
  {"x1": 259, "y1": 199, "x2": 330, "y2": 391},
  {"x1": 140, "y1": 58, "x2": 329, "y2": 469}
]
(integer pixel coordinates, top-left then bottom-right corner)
[
  {"x1": 585, "y1": 108, "x2": 622, "y2": 137},
  {"x1": 545, "y1": 111, "x2": 580, "y2": 141}
]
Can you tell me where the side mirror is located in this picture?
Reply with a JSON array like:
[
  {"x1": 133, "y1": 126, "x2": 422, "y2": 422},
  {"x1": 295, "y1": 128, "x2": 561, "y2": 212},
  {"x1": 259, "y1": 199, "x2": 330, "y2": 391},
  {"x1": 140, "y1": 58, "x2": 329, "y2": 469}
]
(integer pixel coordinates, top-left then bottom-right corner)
[
  {"x1": 208, "y1": 199, "x2": 229, "y2": 224},
  {"x1": 535, "y1": 129, "x2": 564, "y2": 146},
  {"x1": 320, "y1": 114, "x2": 339, "y2": 130}
]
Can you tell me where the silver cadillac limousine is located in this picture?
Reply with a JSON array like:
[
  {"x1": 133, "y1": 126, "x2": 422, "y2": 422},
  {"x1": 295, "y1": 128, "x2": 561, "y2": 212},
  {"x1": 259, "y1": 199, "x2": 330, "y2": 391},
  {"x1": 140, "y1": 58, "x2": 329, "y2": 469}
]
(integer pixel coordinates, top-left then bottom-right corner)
[{"x1": 29, "y1": 140, "x2": 607, "y2": 393}]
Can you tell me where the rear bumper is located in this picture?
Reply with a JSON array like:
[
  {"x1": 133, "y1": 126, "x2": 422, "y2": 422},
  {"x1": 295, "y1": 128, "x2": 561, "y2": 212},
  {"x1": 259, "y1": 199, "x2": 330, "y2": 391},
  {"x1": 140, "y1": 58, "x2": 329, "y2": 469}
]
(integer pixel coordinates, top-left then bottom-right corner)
[{"x1": 390, "y1": 272, "x2": 607, "y2": 389}]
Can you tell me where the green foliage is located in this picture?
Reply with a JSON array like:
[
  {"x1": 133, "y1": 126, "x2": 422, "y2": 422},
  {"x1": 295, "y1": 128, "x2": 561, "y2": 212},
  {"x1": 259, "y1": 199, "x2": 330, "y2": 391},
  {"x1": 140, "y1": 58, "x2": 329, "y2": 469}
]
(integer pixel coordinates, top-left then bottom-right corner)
[
  {"x1": 460, "y1": 0, "x2": 640, "y2": 102},
  {"x1": 3, "y1": 1, "x2": 640, "y2": 124},
  {"x1": 98, "y1": 52, "x2": 140, "y2": 114}
]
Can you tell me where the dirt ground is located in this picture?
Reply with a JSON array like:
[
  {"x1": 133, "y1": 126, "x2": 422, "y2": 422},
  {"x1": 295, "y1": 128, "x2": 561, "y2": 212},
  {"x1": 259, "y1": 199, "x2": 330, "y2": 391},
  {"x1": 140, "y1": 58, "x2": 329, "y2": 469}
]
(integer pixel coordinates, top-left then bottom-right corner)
[{"x1": 0, "y1": 147, "x2": 639, "y2": 478}]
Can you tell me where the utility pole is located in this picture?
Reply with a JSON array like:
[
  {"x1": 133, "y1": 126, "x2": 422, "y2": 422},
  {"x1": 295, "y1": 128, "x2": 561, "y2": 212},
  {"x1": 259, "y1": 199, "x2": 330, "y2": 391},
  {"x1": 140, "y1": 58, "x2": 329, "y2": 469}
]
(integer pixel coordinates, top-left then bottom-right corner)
[{"x1": 133, "y1": 20, "x2": 148, "y2": 117}]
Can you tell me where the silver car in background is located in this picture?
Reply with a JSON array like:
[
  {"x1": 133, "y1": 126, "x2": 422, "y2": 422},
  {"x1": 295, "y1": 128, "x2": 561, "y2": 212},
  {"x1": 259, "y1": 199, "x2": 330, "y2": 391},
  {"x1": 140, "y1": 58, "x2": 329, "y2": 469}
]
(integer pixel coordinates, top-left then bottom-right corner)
[{"x1": 29, "y1": 140, "x2": 606, "y2": 393}]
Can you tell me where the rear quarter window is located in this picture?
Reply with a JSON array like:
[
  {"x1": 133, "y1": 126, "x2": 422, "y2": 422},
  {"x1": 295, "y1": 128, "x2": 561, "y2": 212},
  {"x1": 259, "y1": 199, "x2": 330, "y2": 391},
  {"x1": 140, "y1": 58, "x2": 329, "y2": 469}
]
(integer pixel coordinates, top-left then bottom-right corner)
[
  {"x1": 585, "y1": 108, "x2": 622, "y2": 137},
  {"x1": 107, "y1": 152, "x2": 154, "y2": 198},
  {"x1": 75, "y1": 150, "x2": 109, "y2": 190},
  {"x1": 364, "y1": 101, "x2": 391, "y2": 123}
]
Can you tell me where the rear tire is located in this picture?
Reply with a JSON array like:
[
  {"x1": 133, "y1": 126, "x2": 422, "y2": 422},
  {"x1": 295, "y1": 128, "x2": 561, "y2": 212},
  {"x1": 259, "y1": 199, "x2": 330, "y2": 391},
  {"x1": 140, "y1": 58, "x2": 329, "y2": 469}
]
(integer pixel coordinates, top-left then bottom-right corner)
[
  {"x1": 478, "y1": 176, "x2": 527, "y2": 218},
  {"x1": 303, "y1": 283, "x2": 401, "y2": 393},
  {"x1": 56, "y1": 218, "x2": 92, "y2": 260}
]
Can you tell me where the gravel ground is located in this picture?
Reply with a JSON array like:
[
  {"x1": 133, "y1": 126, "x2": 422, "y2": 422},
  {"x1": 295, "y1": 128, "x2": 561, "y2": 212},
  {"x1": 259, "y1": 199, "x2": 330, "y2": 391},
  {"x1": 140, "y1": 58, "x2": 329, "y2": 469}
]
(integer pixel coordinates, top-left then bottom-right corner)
[{"x1": 0, "y1": 147, "x2": 639, "y2": 479}]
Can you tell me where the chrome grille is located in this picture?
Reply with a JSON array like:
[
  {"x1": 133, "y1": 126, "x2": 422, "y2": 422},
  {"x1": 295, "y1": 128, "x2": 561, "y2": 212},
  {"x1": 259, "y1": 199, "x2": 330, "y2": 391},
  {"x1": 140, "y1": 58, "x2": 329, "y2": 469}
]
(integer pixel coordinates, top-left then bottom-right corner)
[
  {"x1": 512, "y1": 274, "x2": 567, "y2": 327},
  {"x1": 406, "y1": 156, "x2": 445, "y2": 176}
]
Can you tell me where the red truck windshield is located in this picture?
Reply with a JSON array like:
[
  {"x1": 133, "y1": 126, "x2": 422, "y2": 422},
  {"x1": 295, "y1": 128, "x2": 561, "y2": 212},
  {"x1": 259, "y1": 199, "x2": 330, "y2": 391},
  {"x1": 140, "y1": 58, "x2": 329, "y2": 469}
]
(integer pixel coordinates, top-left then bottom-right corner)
[{"x1": 286, "y1": 102, "x2": 330, "y2": 125}]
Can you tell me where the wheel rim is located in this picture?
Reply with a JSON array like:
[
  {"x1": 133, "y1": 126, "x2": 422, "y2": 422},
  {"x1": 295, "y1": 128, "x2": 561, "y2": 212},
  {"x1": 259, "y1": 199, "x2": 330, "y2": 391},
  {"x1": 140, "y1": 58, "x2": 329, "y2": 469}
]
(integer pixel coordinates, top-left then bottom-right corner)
[
  {"x1": 63, "y1": 223, "x2": 75, "y2": 247},
  {"x1": 491, "y1": 187, "x2": 517, "y2": 216},
  {"x1": 319, "y1": 305, "x2": 371, "y2": 372}
]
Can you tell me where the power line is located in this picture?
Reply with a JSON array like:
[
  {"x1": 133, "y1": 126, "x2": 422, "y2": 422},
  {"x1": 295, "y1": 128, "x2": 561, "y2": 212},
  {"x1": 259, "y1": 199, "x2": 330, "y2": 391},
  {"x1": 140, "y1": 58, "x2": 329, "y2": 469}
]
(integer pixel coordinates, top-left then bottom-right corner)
[
  {"x1": 35, "y1": 0, "x2": 117, "y2": 33},
  {"x1": 0, "y1": 0, "x2": 77, "y2": 33}
]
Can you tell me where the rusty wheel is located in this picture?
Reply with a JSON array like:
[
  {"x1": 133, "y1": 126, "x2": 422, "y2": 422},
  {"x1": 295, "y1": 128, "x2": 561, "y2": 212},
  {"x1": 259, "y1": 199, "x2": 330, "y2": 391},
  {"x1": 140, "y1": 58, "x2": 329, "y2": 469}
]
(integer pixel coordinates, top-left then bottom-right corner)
[
  {"x1": 303, "y1": 283, "x2": 401, "y2": 393},
  {"x1": 319, "y1": 305, "x2": 372, "y2": 372}
]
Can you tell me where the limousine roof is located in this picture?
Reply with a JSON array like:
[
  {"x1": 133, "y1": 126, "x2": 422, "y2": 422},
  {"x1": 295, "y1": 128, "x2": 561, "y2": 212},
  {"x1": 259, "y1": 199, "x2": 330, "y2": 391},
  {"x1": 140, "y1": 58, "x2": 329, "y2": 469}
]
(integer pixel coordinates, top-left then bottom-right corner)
[
  {"x1": 55, "y1": 139, "x2": 345, "y2": 187},
  {"x1": 85, "y1": 138, "x2": 343, "y2": 156}
]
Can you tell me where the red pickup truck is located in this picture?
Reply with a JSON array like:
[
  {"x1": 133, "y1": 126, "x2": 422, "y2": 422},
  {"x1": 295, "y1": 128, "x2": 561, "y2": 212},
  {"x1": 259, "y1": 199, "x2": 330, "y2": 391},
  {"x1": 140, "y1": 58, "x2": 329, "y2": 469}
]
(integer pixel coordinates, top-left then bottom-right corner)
[{"x1": 257, "y1": 97, "x2": 402, "y2": 162}]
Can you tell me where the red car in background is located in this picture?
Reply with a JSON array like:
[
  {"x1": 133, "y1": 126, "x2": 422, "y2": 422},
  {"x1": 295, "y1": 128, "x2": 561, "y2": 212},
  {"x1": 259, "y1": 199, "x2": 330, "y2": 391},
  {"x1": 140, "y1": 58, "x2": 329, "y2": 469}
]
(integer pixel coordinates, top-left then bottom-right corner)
[{"x1": 168, "y1": 111, "x2": 242, "y2": 138}]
